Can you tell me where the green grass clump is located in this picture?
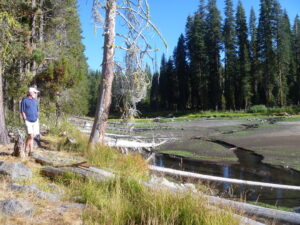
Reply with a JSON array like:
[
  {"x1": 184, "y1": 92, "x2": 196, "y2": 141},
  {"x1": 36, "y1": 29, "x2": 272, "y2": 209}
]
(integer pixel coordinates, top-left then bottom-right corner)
[
  {"x1": 159, "y1": 150, "x2": 237, "y2": 162},
  {"x1": 64, "y1": 176, "x2": 239, "y2": 225},
  {"x1": 248, "y1": 105, "x2": 268, "y2": 113},
  {"x1": 248, "y1": 202, "x2": 293, "y2": 212},
  {"x1": 56, "y1": 128, "x2": 149, "y2": 179},
  {"x1": 49, "y1": 120, "x2": 238, "y2": 224}
]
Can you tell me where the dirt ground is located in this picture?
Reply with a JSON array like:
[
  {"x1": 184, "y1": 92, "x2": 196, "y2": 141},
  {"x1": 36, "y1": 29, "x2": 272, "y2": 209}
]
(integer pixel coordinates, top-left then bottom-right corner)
[
  {"x1": 218, "y1": 121, "x2": 300, "y2": 169},
  {"x1": 73, "y1": 116, "x2": 300, "y2": 170},
  {"x1": 139, "y1": 118, "x2": 300, "y2": 170},
  {"x1": 0, "y1": 140, "x2": 84, "y2": 225}
]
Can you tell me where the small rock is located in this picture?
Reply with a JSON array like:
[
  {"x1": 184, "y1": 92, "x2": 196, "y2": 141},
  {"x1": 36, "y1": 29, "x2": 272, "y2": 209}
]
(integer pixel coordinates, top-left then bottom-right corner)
[
  {"x1": 60, "y1": 131, "x2": 68, "y2": 137},
  {"x1": 66, "y1": 137, "x2": 77, "y2": 144},
  {"x1": 13, "y1": 184, "x2": 39, "y2": 193},
  {"x1": 293, "y1": 207, "x2": 300, "y2": 213},
  {"x1": 71, "y1": 196, "x2": 84, "y2": 203},
  {"x1": 58, "y1": 203, "x2": 86, "y2": 212},
  {"x1": 7, "y1": 184, "x2": 60, "y2": 202},
  {"x1": 152, "y1": 118, "x2": 162, "y2": 123},
  {"x1": 46, "y1": 183, "x2": 64, "y2": 194},
  {"x1": 0, "y1": 198, "x2": 34, "y2": 217},
  {"x1": 144, "y1": 176, "x2": 199, "y2": 194},
  {"x1": 183, "y1": 183, "x2": 198, "y2": 193},
  {"x1": 0, "y1": 162, "x2": 32, "y2": 181},
  {"x1": 35, "y1": 191, "x2": 60, "y2": 201}
]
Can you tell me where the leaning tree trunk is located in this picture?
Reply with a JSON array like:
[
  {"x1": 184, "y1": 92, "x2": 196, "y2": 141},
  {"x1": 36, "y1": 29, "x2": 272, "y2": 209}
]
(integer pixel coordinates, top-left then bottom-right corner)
[
  {"x1": 0, "y1": 61, "x2": 9, "y2": 144},
  {"x1": 89, "y1": 0, "x2": 117, "y2": 144}
]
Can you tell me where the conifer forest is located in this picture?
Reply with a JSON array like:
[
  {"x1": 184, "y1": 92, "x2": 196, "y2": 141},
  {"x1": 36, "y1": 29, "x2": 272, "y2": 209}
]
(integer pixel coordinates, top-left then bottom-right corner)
[
  {"x1": 151, "y1": 0, "x2": 300, "y2": 111},
  {"x1": 1, "y1": 0, "x2": 300, "y2": 129}
]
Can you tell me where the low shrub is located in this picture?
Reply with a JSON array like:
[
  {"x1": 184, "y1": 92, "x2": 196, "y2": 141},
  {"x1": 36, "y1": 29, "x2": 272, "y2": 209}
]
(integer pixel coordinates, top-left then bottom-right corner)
[{"x1": 248, "y1": 105, "x2": 268, "y2": 113}]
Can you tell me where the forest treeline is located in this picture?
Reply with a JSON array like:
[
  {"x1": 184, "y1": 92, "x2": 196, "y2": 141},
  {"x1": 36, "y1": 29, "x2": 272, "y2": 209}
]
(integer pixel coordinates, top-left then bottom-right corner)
[
  {"x1": 1, "y1": 0, "x2": 300, "y2": 122},
  {"x1": 150, "y1": 0, "x2": 300, "y2": 111},
  {"x1": 0, "y1": 0, "x2": 89, "y2": 120}
]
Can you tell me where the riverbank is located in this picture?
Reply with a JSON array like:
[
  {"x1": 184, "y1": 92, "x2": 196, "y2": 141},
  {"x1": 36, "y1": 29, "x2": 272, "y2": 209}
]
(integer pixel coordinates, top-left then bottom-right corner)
[
  {"x1": 73, "y1": 114, "x2": 300, "y2": 209},
  {"x1": 0, "y1": 133, "x2": 241, "y2": 225}
]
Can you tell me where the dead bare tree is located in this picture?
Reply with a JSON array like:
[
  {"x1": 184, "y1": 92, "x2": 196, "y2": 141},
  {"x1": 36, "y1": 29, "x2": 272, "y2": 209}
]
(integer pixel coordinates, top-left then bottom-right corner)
[{"x1": 89, "y1": 0, "x2": 166, "y2": 144}]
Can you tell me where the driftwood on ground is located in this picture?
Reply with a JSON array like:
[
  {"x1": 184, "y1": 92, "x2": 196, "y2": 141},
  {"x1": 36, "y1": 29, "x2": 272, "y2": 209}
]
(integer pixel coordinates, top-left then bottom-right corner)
[
  {"x1": 41, "y1": 165, "x2": 115, "y2": 182},
  {"x1": 105, "y1": 136, "x2": 168, "y2": 154},
  {"x1": 208, "y1": 195, "x2": 300, "y2": 225},
  {"x1": 149, "y1": 165, "x2": 300, "y2": 191},
  {"x1": 149, "y1": 165, "x2": 300, "y2": 225}
]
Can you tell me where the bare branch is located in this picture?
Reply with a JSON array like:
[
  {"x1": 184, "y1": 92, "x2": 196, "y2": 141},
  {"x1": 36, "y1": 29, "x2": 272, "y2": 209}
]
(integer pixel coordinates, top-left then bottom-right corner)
[{"x1": 116, "y1": 6, "x2": 167, "y2": 49}]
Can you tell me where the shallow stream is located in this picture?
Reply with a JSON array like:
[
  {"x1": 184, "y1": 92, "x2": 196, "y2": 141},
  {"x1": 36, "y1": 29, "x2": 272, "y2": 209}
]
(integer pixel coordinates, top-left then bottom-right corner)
[{"x1": 154, "y1": 146, "x2": 300, "y2": 209}]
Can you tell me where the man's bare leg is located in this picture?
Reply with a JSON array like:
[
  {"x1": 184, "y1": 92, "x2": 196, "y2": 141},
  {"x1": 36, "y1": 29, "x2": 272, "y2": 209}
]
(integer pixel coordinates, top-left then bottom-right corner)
[{"x1": 25, "y1": 134, "x2": 34, "y2": 156}]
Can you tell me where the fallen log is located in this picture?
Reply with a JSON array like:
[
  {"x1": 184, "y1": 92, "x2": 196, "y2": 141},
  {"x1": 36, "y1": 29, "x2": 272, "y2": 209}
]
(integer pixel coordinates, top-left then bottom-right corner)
[
  {"x1": 105, "y1": 137, "x2": 168, "y2": 154},
  {"x1": 41, "y1": 166, "x2": 115, "y2": 182},
  {"x1": 33, "y1": 155, "x2": 87, "y2": 167},
  {"x1": 149, "y1": 165, "x2": 300, "y2": 191},
  {"x1": 149, "y1": 165, "x2": 300, "y2": 225},
  {"x1": 208, "y1": 195, "x2": 300, "y2": 225}
]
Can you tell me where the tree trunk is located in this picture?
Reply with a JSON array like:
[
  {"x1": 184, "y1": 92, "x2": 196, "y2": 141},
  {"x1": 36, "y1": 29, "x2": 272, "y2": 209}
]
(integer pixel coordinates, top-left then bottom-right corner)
[
  {"x1": 31, "y1": 0, "x2": 37, "y2": 78},
  {"x1": 0, "y1": 61, "x2": 9, "y2": 144},
  {"x1": 39, "y1": 0, "x2": 44, "y2": 43},
  {"x1": 12, "y1": 133, "x2": 25, "y2": 158},
  {"x1": 89, "y1": 0, "x2": 117, "y2": 144}
]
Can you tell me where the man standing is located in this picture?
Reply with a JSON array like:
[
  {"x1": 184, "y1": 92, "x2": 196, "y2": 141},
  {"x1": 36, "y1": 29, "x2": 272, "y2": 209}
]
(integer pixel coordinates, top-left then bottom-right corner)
[{"x1": 21, "y1": 87, "x2": 40, "y2": 156}]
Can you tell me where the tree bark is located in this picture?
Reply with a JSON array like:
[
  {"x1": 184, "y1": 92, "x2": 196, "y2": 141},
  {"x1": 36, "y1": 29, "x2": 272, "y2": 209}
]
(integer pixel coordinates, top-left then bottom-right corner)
[
  {"x1": 89, "y1": 0, "x2": 117, "y2": 144},
  {"x1": 12, "y1": 133, "x2": 25, "y2": 158},
  {"x1": 0, "y1": 61, "x2": 9, "y2": 144},
  {"x1": 39, "y1": 0, "x2": 44, "y2": 43},
  {"x1": 31, "y1": 0, "x2": 37, "y2": 78}
]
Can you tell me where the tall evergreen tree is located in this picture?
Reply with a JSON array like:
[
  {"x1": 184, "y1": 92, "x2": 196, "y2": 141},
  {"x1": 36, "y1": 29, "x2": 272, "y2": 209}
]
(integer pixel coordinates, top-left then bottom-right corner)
[
  {"x1": 173, "y1": 34, "x2": 189, "y2": 110},
  {"x1": 223, "y1": 0, "x2": 237, "y2": 109},
  {"x1": 291, "y1": 15, "x2": 300, "y2": 104},
  {"x1": 165, "y1": 57, "x2": 176, "y2": 110},
  {"x1": 205, "y1": 0, "x2": 222, "y2": 110},
  {"x1": 275, "y1": 10, "x2": 292, "y2": 106},
  {"x1": 159, "y1": 54, "x2": 168, "y2": 109},
  {"x1": 150, "y1": 72, "x2": 160, "y2": 111},
  {"x1": 236, "y1": 1, "x2": 251, "y2": 109},
  {"x1": 0, "y1": 11, "x2": 19, "y2": 143},
  {"x1": 257, "y1": 0, "x2": 278, "y2": 106},
  {"x1": 249, "y1": 7, "x2": 260, "y2": 105}
]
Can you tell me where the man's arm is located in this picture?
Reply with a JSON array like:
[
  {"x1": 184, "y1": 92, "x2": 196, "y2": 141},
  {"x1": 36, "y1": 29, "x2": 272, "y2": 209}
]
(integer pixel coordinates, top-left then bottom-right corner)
[
  {"x1": 20, "y1": 99, "x2": 26, "y2": 121},
  {"x1": 21, "y1": 112, "x2": 26, "y2": 121}
]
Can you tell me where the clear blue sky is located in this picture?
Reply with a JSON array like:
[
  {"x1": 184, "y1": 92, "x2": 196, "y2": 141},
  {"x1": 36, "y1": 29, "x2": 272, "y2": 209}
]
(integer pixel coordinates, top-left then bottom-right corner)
[{"x1": 78, "y1": 0, "x2": 300, "y2": 72}]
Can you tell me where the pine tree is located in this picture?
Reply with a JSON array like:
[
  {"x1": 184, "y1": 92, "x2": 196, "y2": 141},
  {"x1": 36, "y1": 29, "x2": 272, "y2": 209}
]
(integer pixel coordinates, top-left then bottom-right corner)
[
  {"x1": 205, "y1": 0, "x2": 222, "y2": 110},
  {"x1": 236, "y1": 1, "x2": 251, "y2": 109},
  {"x1": 275, "y1": 10, "x2": 292, "y2": 106},
  {"x1": 249, "y1": 7, "x2": 261, "y2": 105},
  {"x1": 291, "y1": 15, "x2": 300, "y2": 104},
  {"x1": 150, "y1": 72, "x2": 160, "y2": 111},
  {"x1": 0, "y1": 11, "x2": 19, "y2": 143},
  {"x1": 173, "y1": 34, "x2": 189, "y2": 110},
  {"x1": 165, "y1": 58, "x2": 176, "y2": 110},
  {"x1": 257, "y1": 0, "x2": 278, "y2": 106},
  {"x1": 159, "y1": 54, "x2": 168, "y2": 109},
  {"x1": 186, "y1": 0, "x2": 208, "y2": 109},
  {"x1": 223, "y1": 0, "x2": 237, "y2": 109}
]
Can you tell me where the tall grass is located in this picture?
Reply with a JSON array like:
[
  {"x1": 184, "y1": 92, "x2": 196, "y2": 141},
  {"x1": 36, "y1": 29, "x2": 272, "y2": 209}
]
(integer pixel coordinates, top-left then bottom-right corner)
[
  {"x1": 52, "y1": 120, "x2": 239, "y2": 225},
  {"x1": 62, "y1": 175, "x2": 239, "y2": 225}
]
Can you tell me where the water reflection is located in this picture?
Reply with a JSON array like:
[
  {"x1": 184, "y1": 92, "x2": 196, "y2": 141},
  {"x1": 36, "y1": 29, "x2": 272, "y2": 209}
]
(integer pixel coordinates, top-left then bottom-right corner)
[{"x1": 154, "y1": 150, "x2": 300, "y2": 208}]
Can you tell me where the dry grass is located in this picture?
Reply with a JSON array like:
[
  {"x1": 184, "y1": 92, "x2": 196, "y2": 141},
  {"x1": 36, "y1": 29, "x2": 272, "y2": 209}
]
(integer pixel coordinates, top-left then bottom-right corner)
[
  {"x1": 1, "y1": 128, "x2": 241, "y2": 225},
  {"x1": 0, "y1": 141, "x2": 85, "y2": 225}
]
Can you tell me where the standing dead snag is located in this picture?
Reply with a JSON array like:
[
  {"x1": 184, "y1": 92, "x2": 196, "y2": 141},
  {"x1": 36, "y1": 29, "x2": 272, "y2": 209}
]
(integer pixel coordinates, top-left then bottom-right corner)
[
  {"x1": 90, "y1": 0, "x2": 117, "y2": 144},
  {"x1": 89, "y1": 0, "x2": 167, "y2": 144}
]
